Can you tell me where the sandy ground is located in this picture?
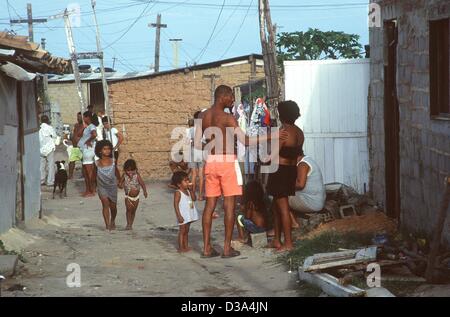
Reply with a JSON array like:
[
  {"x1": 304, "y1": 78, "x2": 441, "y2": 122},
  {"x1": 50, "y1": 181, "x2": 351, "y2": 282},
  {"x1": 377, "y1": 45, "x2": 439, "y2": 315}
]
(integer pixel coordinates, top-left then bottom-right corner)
[
  {"x1": 1, "y1": 150, "x2": 301, "y2": 297},
  {"x1": 302, "y1": 211, "x2": 399, "y2": 239}
]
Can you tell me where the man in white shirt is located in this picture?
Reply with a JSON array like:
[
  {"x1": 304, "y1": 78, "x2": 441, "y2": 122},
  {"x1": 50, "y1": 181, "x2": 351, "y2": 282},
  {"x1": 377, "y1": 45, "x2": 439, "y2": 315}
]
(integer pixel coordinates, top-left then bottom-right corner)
[
  {"x1": 39, "y1": 115, "x2": 57, "y2": 186},
  {"x1": 101, "y1": 116, "x2": 123, "y2": 161}
]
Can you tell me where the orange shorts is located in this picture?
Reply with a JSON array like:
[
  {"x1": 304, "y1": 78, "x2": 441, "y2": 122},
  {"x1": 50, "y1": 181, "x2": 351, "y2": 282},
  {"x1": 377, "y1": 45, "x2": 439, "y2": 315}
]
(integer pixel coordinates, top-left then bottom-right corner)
[{"x1": 204, "y1": 155, "x2": 243, "y2": 198}]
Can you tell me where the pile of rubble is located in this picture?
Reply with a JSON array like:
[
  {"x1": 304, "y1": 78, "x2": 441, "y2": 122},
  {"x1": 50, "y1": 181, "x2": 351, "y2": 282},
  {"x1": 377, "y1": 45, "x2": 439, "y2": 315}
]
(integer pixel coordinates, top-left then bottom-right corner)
[
  {"x1": 297, "y1": 233, "x2": 450, "y2": 297},
  {"x1": 298, "y1": 182, "x2": 379, "y2": 232}
]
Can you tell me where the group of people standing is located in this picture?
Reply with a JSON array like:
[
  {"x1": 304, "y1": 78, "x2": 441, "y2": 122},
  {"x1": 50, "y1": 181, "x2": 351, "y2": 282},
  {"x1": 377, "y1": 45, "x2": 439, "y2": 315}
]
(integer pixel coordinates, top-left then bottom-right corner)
[
  {"x1": 69, "y1": 106, "x2": 150, "y2": 231},
  {"x1": 39, "y1": 105, "x2": 150, "y2": 231},
  {"x1": 170, "y1": 85, "x2": 326, "y2": 257},
  {"x1": 69, "y1": 105, "x2": 124, "y2": 197}
]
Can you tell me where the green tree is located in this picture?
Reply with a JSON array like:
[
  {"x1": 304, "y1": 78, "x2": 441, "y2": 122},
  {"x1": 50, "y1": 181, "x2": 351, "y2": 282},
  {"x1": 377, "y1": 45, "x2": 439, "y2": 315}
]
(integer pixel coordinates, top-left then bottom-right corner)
[{"x1": 276, "y1": 28, "x2": 363, "y2": 63}]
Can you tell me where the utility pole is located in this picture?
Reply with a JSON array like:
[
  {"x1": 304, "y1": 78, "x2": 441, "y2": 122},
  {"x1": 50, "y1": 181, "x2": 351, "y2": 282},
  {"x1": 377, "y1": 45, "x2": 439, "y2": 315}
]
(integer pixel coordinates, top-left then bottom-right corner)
[
  {"x1": 169, "y1": 38, "x2": 182, "y2": 69},
  {"x1": 258, "y1": 0, "x2": 280, "y2": 116},
  {"x1": 40, "y1": 37, "x2": 50, "y2": 116},
  {"x1": 63, "y1": 9, "x2": 88, "y2": 113},
  {"x1": 91, "y1": 0, "x2": 114, "y2": 159},
  {"x1": 10, "y1": 3, "x2": 47, "y2": 42},
  {"x1": 149, "y1": 14, "x2": 167, "y2": 73},
  {"x1": 203, "y1": 74, "x2": 221, "y2": 104},
  {"x1": 112, "y1": 56, "x2": 117, "y2": 70}
]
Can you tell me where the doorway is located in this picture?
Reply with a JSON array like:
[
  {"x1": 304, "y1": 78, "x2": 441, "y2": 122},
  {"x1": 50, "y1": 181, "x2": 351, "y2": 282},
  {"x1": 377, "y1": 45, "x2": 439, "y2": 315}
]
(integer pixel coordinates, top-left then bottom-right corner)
[{"x1": 384, "y1": 20, "x2": 400, "y2": 220}]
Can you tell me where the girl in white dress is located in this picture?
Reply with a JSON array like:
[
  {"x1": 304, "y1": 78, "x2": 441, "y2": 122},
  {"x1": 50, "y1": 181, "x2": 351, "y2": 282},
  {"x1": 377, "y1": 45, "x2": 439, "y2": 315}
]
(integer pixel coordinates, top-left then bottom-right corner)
[{"x1": 172, "y1": 171, "x2": 199, "y2": 252}]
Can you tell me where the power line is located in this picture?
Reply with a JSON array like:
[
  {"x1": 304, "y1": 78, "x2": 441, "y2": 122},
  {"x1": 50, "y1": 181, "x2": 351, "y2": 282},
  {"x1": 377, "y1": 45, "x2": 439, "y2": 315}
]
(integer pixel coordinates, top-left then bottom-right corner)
[
  {"x1": 78, "y1": 17, "x2": 138, "y2": 72},
  {"x1": 211, "y1": 0, "x2": 243, "y2": 42},
  {"x1": 194, "y1": 0, "x2": 226, "y2": 63},
  {"x1": 219, "y1": 0, "x2": 253, "y2": 60},
  {"x1": 7, "y1": 0, "x2": 23, "y2": 19},
  {"x1": 5, "y1": 0, "x2": 12, "y2": 24},
  {"x1": 104, "y1": 1, "x2": 157, "y2": 49},
  {"x1": 0, "y1": 1, "x2": 368, "y2": 22},
  {"x1": 130, "y1": 1, "x2": 368, "y2": 10}
]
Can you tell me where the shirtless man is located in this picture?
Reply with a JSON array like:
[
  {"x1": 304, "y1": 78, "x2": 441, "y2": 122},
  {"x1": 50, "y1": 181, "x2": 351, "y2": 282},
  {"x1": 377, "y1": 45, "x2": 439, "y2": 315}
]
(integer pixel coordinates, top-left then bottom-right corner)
[
  {"x1": 69, "y1": 112, "x2": 85, "y2": 179},
  {"x1": 197, "y1": 85, "x2": 285, "y2": 258}
]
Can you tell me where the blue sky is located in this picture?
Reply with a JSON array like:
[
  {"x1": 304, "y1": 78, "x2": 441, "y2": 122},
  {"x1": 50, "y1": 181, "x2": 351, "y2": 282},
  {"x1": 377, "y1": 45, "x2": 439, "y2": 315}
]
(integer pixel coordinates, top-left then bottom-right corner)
[{"x1": 0, "y1": 0, "x2": 370, "y2": 72}]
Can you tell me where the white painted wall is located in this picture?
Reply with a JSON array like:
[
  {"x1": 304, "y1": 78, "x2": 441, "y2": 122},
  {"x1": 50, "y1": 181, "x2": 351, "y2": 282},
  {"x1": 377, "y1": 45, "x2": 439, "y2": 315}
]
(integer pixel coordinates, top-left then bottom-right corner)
[{"x1": 284, "y1": 59, "x2": 370, "y2": 193}]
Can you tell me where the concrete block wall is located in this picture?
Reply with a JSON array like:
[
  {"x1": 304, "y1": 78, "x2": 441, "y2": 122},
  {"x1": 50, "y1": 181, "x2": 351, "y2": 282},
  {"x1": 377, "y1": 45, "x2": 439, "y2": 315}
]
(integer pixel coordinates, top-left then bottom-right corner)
[
  {"x1": 369, "y1": 0, "x2": 450, "y2": 245},
  {"x1": 48, "y1": 82, "x2": 89, "y2": 126},
  {"x1": 109, "y1": 62, "x2": 265, "y2": 179}
]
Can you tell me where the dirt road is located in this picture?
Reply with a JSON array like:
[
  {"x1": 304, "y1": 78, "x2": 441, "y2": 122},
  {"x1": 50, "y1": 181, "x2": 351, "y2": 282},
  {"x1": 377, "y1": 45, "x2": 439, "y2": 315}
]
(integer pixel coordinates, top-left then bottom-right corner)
[{"x1": 1, "y1": 166, "x2": 300, "y2": 297}]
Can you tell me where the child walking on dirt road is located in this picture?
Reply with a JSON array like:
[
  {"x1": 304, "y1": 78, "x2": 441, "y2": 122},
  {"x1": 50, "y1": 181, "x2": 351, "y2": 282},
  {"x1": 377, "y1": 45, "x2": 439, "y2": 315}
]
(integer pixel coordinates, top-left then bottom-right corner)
[
  {"x1": 94, "y1": 140, "x2": 120, "y2": 231},
  {"x1": 172, "y1": 171, "x2": 199, "y2": 253},
  {"x1": 119, "y1": 159, "x2": 148, "y2": 230}
]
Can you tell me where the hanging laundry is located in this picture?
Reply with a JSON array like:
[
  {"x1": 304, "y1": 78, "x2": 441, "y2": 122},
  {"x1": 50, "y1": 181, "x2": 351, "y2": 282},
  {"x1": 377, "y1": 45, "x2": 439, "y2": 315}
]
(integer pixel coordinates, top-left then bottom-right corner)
[
  {"x1": 248, "y1": 97, "x2": 266, "y2": 136},
  {"x1": 262, "y1": 102, "x2": 271, "y2": 127}
]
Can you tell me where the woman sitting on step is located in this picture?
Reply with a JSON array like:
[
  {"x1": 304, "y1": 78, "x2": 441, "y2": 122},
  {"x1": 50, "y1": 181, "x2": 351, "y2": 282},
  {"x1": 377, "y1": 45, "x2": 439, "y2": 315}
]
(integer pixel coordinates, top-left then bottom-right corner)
[{"x1": 289, "y1": 149, "x2": 326, "y2": 222}]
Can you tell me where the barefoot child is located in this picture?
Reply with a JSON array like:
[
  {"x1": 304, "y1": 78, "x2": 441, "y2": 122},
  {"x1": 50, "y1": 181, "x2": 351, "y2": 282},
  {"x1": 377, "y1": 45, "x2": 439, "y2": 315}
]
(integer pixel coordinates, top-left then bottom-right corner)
[
  {"x1": 94, "y1": 140, "x2": 120, "y2": 231},
  {"x1": 119, "y1": 159, "x2": 148, "y2": 230},
  {"x1": 172, "y1": 171, "x2": 199, "y2": 252},
  {"x1": 236, "y1": 181, "x2": 268, "y2": 244}
]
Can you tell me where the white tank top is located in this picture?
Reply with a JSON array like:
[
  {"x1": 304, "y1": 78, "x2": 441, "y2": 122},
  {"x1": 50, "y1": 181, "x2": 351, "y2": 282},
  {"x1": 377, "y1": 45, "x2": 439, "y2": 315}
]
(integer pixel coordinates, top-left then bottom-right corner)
[
  {"x1": 177, "y1": 190, "x2": 199, "y2": 225},
  {"x1": 292, "y1": 156, "x2": 326, "y2": 212}
]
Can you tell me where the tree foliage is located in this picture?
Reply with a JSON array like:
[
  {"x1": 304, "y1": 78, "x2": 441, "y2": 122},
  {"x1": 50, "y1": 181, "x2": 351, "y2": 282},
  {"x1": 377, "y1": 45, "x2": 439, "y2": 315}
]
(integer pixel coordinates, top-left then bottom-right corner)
[{"x1": 276, "y1": 28, "x2": 363, "y2": 63}]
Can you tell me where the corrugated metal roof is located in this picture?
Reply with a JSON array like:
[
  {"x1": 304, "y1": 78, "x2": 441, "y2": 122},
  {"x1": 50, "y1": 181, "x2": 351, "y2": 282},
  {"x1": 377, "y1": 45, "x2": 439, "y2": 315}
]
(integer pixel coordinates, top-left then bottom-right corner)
[{"x1": 48, "y1": 71, "x2": 153, "y2": 83}]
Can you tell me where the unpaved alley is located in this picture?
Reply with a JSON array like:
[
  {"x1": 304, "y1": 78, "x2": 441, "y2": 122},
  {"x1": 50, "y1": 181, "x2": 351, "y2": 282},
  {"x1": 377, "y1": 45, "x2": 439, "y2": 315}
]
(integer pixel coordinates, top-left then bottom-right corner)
[{"x1": 1, "y1": 176, "x2": 300, "y2": 297}]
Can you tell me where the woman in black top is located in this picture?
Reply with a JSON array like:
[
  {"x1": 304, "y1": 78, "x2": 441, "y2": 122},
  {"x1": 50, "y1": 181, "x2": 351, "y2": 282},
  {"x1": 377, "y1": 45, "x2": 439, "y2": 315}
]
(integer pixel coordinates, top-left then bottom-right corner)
[{"x1": 267, "y1": 101, "x2": 304, "y2": 252}]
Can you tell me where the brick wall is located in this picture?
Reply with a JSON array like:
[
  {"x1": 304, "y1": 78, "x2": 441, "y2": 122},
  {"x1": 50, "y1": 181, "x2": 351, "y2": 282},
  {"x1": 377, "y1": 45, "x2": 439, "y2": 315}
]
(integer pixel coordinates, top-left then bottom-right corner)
[
  {"x1": 48, "y1": 82, "x2": 89, "y2": 125},
  {"x1": 369, "y1": 0, "x2": 450, "y2": 245},
  {"x1": 109, "y1": 62, "x2": 265, "y2": 179}
]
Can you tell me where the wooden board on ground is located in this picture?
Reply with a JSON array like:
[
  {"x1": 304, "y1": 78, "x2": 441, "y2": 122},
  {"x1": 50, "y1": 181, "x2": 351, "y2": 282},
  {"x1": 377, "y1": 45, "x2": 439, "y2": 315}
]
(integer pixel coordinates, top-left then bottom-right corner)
[
  {"x1": 303, "y1": 246, "x2": 378, "y2": 272},
  {"x1": 298, "y1": 268, "x2": 366, "y2": 297}
]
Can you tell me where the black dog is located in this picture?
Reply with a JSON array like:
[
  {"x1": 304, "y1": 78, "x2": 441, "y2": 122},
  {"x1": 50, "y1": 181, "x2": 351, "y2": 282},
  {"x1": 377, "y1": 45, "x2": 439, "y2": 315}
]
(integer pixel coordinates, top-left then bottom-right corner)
[{"x1": 53, "y1": 161, "x2": 68, "y2": 199}]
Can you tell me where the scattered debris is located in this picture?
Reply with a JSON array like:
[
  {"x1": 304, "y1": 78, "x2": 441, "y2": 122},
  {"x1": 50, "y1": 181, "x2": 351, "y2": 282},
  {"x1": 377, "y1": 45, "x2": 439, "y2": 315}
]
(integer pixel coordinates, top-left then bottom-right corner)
[
  {"x1": 298, "y1": 269, "x2": 366, "y2": 297},
  {"x1": 425, "y1": 176, "x2": 450, "y2": 283},
  {"x1": 325, "y1": 183, "x2": 377, "y2": 217},
  {"x1": 6, "y1": 284, "x2": 26, "y2": 292},
  {"x1": 302, "y1": 247, "x2": 378, "y2": 272},
  {"x1": 339, "y1": 205, "x2": 357, "y2": 218},
  {"x1": 323, "y1": 200, "x2": 340, "y2": 220},
  {"x1": 381, "y1": 275, "x2": 427, "y2": 283}
]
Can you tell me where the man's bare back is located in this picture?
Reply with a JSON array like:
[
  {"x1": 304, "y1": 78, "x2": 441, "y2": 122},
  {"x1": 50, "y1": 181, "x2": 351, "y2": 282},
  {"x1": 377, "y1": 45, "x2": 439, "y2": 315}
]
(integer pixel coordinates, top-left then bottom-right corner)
[
  {"x1": 200, "y1": 107, "x2": 237, "y2": 156},
  {"x1": 72, "y1": 123, "x2": 84, "y2": 148}
]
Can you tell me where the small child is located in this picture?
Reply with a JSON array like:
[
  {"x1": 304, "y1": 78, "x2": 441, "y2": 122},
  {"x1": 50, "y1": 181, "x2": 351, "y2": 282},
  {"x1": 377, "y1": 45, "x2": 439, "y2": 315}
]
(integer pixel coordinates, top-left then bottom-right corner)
[
  {"x1": 236, "y1": 181, "x2": 268, "y2": 243},
  {"x1": 119, "y1": 159, "x2": 148, "y2": 230},
  {"x1": 94, "y1": 140, "x2": 121, "y2": 231},
  {"x1": 172, "y1": 171, "x2": 199, "y2": 253}
]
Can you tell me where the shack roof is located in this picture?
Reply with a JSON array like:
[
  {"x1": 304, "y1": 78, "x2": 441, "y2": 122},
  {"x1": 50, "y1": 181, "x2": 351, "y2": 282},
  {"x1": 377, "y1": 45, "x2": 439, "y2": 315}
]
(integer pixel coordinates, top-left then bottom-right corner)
[{"x1": 0, "y1": 31, "x2": 71, "y2": 74}]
